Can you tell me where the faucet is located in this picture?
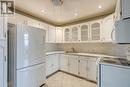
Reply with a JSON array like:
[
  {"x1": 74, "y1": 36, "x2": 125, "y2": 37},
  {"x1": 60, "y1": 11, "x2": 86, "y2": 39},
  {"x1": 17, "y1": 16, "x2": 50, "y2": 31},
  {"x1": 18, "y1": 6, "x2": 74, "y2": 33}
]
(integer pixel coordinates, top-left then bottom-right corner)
[{"x1": 71, "y1": 47, "x2": 75, "y2": 53}]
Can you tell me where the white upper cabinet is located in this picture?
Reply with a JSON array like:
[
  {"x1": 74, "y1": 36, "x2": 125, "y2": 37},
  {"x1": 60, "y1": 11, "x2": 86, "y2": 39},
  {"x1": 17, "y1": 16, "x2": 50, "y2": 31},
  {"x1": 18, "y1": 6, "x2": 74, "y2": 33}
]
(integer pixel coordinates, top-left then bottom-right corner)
[
  {"x1": 26, "y1": 18, "x2": 41, "y2": 28},
  {"x1": 0, "y1": 17, "x2": 7, "y2": 40},
  {"x1": 56, "y1": 27, "x2": 63, "y2": 43},
  {"x1": 64, "y1": 27, "x2": 71, "y2": 43},
  {"x1": 102, "y1": 14, "x2": 115, "y2": 42},
  {"x1": 0, "y1": 17, "x2": 4, "y2": 39},
  {"x1": 80, "y1": 23, "x2": 89, "y2": 42},
  {"x1": 71, "y1": 25, "x2": 79, "y2": 42},
  {"x1": 90, "y1": 20, "x2": 102, "y2": 41},
  {"x1": 48, "y1": 26, "x2": 56, "y2": 43},
  {"x1": 16, "y1": 14, "x2": 27, "y2": 25}
]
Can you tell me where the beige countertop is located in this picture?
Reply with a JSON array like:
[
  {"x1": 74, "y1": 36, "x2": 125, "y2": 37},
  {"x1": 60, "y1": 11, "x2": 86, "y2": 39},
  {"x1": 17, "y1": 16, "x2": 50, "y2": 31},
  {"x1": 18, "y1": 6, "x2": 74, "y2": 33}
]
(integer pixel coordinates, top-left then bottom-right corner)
[{"x1": 46, "y1": 51, "x2": 124, "y2": 58}]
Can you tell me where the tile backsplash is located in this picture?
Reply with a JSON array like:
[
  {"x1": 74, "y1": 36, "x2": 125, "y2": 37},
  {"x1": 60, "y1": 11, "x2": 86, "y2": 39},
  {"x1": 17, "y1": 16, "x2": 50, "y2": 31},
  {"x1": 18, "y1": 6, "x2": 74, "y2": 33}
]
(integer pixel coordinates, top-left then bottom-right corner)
[
  {"x1": 45, "y1": 43, "x2": 63, "y2": 52},
  {"x1": 45, "y1": 43, "x2": 130, "y2": 57},
  {"x1": 62, "y1": 43, "x2": 130, "y2": 57}
]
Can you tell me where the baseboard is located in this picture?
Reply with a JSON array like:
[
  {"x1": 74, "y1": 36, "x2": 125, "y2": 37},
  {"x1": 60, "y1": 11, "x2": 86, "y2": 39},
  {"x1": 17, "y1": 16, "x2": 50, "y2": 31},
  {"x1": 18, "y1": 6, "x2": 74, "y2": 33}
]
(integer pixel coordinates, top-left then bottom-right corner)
[
  {"x1": 46, "y1": 70, "x2": 60, "y2": 78},
  {"x1": 59, "y1": 70, "x2": 97, "y2": 84}
]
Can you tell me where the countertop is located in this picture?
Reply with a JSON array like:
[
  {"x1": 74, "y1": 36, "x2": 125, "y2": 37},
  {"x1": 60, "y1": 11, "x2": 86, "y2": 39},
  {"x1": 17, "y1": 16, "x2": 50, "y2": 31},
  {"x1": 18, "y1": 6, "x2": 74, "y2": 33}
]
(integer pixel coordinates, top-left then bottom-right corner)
[
  {"x1": 99, "y1": 57, "x2": 130, "y2": 68},
  {"x1": 45, "y1": 51, "x2": 124, "y2": 58}
]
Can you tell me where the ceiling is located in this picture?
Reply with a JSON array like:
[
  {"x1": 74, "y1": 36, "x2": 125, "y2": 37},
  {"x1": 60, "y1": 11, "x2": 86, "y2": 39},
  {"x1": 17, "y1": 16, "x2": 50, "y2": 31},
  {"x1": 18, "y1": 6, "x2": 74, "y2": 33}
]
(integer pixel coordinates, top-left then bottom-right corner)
[{"x1": 15, "y1": 0, "x2": 117, "y2": 26}]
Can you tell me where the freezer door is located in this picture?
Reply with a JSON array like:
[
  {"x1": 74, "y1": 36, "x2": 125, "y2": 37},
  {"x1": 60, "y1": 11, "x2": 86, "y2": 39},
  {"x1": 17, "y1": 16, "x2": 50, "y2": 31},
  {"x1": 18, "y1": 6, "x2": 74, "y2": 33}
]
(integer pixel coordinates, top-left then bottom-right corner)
[
  {"x1": 16, "y1": 24, "x2": 46, "y2": 69},
  {"x1": 17, "y1": 63, "x2": 46, "y2": 87}
]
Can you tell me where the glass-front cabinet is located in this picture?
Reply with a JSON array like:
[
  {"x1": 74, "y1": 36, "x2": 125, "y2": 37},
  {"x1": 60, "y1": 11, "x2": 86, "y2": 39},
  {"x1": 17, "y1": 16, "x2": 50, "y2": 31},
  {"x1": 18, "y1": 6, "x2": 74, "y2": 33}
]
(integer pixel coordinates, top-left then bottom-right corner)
[
  {"x1": 80, "y1": 23, "x2": 89, "y2": 42},
  {"x1": 71, "y1": 25, "x2": 79, "y2": 42},
  {"x1": 90, "y1": 20, "x2": 102, "y2": 41},
  {"x1": 64, "y1": 27, "x2": 71, "y2": 42}
]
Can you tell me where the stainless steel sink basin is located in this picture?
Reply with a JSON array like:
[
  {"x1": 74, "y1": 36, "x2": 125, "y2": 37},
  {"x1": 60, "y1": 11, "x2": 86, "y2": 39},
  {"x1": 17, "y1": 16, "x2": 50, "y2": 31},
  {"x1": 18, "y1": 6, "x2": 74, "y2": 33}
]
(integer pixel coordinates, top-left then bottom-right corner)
[{"x1": 102, "y1": 59, "x2": 118, "y2": 64}]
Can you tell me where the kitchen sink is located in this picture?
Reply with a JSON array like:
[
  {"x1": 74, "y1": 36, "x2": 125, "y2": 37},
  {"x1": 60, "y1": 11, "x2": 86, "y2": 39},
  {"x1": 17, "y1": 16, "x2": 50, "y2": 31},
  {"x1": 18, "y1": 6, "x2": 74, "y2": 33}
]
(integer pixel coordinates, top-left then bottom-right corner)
[{"x1": 102, "y1": 59, "x2": 118, "y2": 64}]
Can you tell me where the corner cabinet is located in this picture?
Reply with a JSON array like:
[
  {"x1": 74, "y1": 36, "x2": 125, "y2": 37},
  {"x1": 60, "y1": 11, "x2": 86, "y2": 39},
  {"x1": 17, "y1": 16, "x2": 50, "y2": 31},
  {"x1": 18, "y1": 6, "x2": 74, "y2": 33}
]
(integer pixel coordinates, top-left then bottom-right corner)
[
  {"x1": 102, "y1": 14, "x2": 115, "y2": 42},
  {"x1": 48, "y1": 26, "x2": 56, "y2": 43},
  {"x1": 56, "y1": 27, "x2": 63, "y2": 43},
  {"x1": 80, "y1": 23, "x2": 90, "y2": 42},
  {"x1": 46, "y1": 54, "x2": 60, "y2": 76},
  {"x1": 90, "y1": 20, "x2": 102, "y2": 42}
]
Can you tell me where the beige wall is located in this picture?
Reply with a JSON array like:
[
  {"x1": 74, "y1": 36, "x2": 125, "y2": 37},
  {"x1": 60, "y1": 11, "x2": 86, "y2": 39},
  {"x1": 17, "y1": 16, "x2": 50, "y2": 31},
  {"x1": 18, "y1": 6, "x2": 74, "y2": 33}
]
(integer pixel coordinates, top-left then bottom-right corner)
[
  {"x1": 45, "y1": 43, "x2": 130, "y2": 57},
  {"x1": 62, "y1": 43, "x2": 130, "y2": 57},
  {"x1": 45, "y1": 43, "x2": 63, "y2": 52}
]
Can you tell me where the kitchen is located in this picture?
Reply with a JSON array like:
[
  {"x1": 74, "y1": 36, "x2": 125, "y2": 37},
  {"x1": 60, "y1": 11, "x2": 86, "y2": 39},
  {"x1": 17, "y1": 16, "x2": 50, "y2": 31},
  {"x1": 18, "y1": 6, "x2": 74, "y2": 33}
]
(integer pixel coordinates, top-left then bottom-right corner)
[{"x1": 0, "y1": 0, "x2": 130, "y2": 87}]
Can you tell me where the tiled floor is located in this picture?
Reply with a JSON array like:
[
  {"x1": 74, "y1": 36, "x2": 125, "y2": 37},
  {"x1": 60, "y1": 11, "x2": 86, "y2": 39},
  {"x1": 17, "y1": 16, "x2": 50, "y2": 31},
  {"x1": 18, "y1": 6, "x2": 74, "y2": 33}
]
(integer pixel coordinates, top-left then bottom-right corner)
[{"x1": 43, "y1": 72, "x2": 97, "y2": 87}]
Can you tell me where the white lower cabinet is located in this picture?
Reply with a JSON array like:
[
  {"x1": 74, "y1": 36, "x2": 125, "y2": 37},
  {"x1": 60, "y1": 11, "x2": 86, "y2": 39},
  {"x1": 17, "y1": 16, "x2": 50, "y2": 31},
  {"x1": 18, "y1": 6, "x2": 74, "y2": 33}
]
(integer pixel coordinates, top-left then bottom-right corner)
[
  {"x1": 78, "y1": 59, "x2": 87, "y2": 78},
  {"x1": 68, "y1": 55, "x2": 78, "y2": 75},
  {"x1": 46, "y1": 54, "x2": 60, "y2": 76},
  {"x1": 79, "y1": 57, "x2": 97, "y2": 82},
  {"x1": 47, "y1": 53, "x2": 97, "y2": 82},
  {"x1": 60, "y1": 54, "x2": 69, "y2": 72},
  {"x1": 46, "y1": 55, "x2": 52, "y2": 76},
  {"x1": 52, "y1": 54, "x2": 60, "y2": 73},
  {"x1": 87, "y1": 59, "x2": 97, "y2": 81}
]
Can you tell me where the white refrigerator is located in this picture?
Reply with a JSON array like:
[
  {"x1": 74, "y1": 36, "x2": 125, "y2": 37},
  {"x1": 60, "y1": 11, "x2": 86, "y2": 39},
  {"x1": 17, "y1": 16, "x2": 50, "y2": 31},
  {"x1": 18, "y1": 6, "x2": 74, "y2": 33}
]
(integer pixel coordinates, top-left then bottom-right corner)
[{"x1": 8, "y1": 24, "x2": 46, "y2": 87}]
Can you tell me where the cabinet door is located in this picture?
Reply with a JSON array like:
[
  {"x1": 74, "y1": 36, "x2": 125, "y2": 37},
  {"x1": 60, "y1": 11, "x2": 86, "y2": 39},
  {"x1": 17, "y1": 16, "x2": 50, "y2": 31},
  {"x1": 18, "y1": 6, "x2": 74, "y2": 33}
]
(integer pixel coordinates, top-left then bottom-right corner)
[
  {"x1": 80, "y1": 23, "x2": 89, "y2": 42},
  {"x1": 90, "y1": 21, "x2": 101, "y2": 41},
  {"x1": 79, "y1": 59, "x2": 87, "y2": 78},
  {"x1": 56, "y1": 27, "x2": 63, "y2": 43},
  {"x1": 64, "y1": 27, "x2": 71, "y2": 42},
  {"x1": 87, "y1": 60, "x2": 97, "y2": 82},
  {"x1": 0, "y1": 46, "x2": 4, "y2": 87},
  {"x1": 27, "y1": 18, "x2": 41, "y2": 28},
  {"x1": 16, "y1": 14, "x2": 27, "y2": 25},
  {"x1": 71, "y1": 26, "x2": 79, "y2": 42},
  {"x1": 103, "y1": 14, "x2": 114, "y2": 42},
  {"x1": 0, "y1": 17, "x2": 4, "y2": 39},
  {"x1": 48, "y1": 26, "x2": 56, "y2": 43},
  {"x1": 60, "y1": 54, "x2": 68, "y2": 72},
  {"x1": 46, "y1": 55, "x2": 52, "y2": 76},
  {"x1": 68, "y1": 55, "x2": 78, "y2": 75},
  {"x1": 52, "y1": 54, "x2": 59, "y2": 73}
]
